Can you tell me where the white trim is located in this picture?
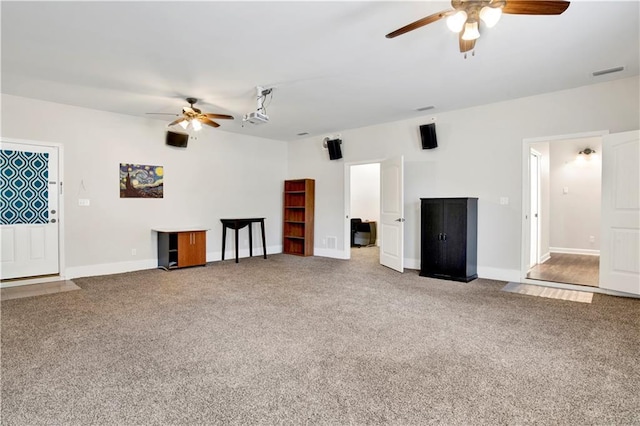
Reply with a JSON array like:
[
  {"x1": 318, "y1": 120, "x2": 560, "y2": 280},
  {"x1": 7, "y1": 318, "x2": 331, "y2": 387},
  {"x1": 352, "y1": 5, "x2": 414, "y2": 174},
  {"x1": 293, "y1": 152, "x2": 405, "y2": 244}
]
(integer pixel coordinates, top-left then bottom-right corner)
[
  {"x1": 523, "y1": 130, "x2": 609, "y2": 144},
  {"x1": 520, "y1": 130, "x2": 609, "y2": 282},
  {"x1": 314, "y1": 248, "x2": 349, "y2": 259},
  {"x1": 478, "y1": 267, "x2": 522, "y2": 283},
  {"x1": 550, "y1": 247, "x2": 600, "y2": 256},
  {"x1": 212, "y1": 245, "x2": 282, "y2": 262},
  {"x1": 540, "y1": 252, "x2": 551, "y2": 263},
  {"x1": 0, "y1": 137, "x2": 66, "y2": 284},
  {"x1": 66, "y1": 259, "x2": 157, "y2": 280},
  {"x1": 405, "y1": 257, "x2": 420, "y2": 270},
  {"x1": 529, "y1": 149, "x2": 542, "y2": 267}
]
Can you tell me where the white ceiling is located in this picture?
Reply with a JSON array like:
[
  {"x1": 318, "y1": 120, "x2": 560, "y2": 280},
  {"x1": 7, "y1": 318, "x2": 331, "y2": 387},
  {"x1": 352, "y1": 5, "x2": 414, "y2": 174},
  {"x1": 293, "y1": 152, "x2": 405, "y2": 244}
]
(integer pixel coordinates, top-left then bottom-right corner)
[{"x1": 2, "y1": 1, "x2": 638, "y2": 141}]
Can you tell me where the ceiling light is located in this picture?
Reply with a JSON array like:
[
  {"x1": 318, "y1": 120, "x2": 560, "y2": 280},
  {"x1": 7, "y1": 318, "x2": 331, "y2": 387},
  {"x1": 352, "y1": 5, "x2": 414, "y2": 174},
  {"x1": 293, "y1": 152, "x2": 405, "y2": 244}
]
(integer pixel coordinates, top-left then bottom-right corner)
[
  {"x1": 446, "y1": 10, "x2": 468, "y2": 33},
  {"x1": 191, "y1": 119, "x2": 202, "y2": 132},
  {"x1": 480, "y1": 6, "x2": 502, "y2": 28},
  {"x1": 461, "y1": 21, "x2": 480, "y2": 41},
  {"x1": 179, "y1": 120, "x2": 189, "y2": 130}
]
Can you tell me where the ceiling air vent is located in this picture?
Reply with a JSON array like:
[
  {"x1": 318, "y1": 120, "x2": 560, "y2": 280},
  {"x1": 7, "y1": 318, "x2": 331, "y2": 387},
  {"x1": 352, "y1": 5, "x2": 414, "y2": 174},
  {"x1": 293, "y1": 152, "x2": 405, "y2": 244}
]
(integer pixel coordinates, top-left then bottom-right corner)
[
  {"x1": 297, "y1": 132, "x2": 309, "y2": 136},
  {"x1": 592, "y1": 66, "x2": 624, "y2": 77},
  {"x1": 416, "y1": 105, "x2": 435, "y2": 112}
]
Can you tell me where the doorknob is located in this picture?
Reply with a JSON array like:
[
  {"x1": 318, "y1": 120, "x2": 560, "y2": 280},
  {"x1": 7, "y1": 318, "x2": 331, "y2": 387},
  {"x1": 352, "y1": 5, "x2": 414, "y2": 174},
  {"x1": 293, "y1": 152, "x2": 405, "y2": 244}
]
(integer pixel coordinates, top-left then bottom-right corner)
[{"x1": 394, "y1": 218, "x2": 405, "y2": 222}]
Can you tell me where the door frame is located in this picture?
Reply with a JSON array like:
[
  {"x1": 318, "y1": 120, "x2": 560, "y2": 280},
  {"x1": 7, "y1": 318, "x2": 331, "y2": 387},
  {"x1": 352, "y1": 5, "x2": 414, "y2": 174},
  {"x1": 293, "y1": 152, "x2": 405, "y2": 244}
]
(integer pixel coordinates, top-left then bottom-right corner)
[
  {"x1": 343, "y1": 159, "x2": 384, "y2": 260},
  {"x1": 520, "y1": 130, "x2": 609, "y2": 289},
  {"x1": 0, "y1": 137, "x2": 65, "y2": 287},
  {"x1": 529, "y1": 148, "x2": 541, "y2": 268}
]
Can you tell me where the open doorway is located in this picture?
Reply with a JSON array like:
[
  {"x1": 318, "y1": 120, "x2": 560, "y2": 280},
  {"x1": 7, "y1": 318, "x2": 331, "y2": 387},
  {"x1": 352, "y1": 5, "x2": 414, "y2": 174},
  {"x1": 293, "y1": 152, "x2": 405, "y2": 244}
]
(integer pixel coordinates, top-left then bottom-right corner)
[
  {"x1": 349, "y1": 163, "x2": 380, "y2": 251},
  {"x1": 524, "y1": 135, "x2": 603, "y2": 287}
]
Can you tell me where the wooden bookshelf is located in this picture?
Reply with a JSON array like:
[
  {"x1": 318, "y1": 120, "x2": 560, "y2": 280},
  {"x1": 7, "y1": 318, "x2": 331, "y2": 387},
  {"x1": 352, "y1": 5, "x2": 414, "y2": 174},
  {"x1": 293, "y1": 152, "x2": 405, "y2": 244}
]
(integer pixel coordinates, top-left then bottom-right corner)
[{"x1": 283, "y1": 179, "x2": 314, "y2": 256}]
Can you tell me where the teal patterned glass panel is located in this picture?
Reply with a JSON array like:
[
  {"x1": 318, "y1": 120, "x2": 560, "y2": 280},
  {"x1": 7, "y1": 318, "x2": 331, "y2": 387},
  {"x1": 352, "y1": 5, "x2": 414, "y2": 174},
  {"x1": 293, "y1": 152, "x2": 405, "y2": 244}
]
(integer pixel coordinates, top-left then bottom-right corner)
[{"x1": 0, "y1": 150, "x2": 49, "y2": 225}]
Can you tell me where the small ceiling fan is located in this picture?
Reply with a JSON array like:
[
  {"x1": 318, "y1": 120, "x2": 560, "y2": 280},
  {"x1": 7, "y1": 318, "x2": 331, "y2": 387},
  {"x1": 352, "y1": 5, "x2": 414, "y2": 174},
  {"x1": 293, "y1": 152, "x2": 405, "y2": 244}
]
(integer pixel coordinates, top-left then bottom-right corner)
[
  {"x1": 386, "y1": 0, "x2": 570, "y2": 55},
  {"x1": 147, "y1": 98, "x2": 234, "y2": 131}
]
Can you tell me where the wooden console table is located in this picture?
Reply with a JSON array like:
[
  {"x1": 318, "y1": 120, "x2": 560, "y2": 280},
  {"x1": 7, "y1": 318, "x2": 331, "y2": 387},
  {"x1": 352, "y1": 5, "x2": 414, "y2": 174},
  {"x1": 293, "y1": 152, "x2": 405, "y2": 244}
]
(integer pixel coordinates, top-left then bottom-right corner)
[{"x1": 220, "y1": 218, "x2": 267, "y2": 263}]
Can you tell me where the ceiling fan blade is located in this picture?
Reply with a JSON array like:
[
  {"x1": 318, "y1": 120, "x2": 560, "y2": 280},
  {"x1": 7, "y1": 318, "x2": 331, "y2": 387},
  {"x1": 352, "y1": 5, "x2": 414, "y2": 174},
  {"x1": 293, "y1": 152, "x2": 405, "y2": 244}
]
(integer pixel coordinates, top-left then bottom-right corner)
[
  {"x1": 502, "y1": 0, "x2": 570, "y2": 15},
  {"x1": 205, "y1": 113, "x2": 234, "y2": 120},
  {"x1": 200, "y1": 118, "x2": 220, "y2": 128},
  {"x1": 168, "y1": 117, "x2": 186, "y2": 127},
  {"x1": 386, "y1": 10, "x2": 451, "y2": 39},
  {"x1": 459, "y1": 35, "x2": 476, "y2": 53}
]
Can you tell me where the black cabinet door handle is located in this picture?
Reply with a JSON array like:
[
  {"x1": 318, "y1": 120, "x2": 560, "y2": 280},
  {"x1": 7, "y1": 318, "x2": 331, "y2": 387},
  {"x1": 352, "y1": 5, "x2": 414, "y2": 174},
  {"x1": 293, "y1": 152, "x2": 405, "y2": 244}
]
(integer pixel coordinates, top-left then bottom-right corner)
[{"x1": 443, "y1": 233, "x2": 447, "y2": 241}]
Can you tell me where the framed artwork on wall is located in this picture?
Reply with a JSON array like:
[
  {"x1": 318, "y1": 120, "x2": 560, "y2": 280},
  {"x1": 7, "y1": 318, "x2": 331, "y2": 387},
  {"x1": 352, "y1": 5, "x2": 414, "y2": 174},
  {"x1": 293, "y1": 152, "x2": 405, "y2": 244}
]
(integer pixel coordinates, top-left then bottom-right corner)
[{"x1": 120, "y1": 163, "x2": 163, "y2": 198}]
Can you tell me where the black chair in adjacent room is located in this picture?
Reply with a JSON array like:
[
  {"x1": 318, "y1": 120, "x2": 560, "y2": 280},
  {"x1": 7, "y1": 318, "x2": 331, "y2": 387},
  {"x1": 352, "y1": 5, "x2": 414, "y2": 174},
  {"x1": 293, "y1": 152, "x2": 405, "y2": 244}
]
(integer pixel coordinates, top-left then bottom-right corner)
[{"x1": 351, "y1": 218, "x2": 362, "y2": 247}]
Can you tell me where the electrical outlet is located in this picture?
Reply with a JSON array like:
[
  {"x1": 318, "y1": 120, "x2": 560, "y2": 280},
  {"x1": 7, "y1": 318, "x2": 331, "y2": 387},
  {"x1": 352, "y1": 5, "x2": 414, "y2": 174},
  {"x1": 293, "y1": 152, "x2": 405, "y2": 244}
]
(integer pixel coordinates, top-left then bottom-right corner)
[
  {"x1": 78, "y1": 198, "x2": 90, "y2": 206},
  {"x1": 589, "y1": 236, "x2": 595, "y2": 243},
  {"x1": 500, "y1": 197, "x2": 509, "y2": 205},
  {"x1": 131, "y1": 248, "x2": 137, "y2": 256}
]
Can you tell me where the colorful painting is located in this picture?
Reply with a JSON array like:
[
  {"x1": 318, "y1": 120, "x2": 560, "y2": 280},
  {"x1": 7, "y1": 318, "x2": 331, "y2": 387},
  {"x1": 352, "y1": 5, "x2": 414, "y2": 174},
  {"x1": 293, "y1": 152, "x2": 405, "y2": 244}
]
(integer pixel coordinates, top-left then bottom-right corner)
[{"x1": 120, "y1": 163, "x2": 163, "y2": 198}]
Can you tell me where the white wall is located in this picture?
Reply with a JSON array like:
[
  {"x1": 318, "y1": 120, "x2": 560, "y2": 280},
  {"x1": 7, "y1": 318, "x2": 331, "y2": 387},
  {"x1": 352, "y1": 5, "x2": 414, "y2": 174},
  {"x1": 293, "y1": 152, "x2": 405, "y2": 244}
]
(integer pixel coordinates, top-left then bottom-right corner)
[
  {"x1": 287, "y1": 76, "x2": 640, "y2": 281},
  {"x1": 549, "y1": 136, "x2": 602, "y2": 254},
  {"x1": 1, "y1": 94, "x2": 288, "y2": 279},
  {"x1": 350, "y1": 163, "x2": 380, "y2": 224}
]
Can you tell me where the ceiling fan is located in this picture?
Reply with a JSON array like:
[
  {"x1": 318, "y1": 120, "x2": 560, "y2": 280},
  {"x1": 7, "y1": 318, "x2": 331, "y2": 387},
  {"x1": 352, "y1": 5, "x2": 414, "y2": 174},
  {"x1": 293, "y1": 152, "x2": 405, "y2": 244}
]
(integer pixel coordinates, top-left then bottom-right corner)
[
  {"x1": 147, "y1": 98, "x2": 234, "y2": 131},
  {"x1": 386, "y1": 0, "x2": 570, "y2": 55}
]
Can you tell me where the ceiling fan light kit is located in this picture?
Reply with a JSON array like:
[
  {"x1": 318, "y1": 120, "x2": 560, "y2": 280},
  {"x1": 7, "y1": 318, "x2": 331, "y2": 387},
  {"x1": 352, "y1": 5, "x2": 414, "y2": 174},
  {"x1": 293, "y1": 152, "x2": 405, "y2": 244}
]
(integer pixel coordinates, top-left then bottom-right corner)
[
  {"x1": 446, "y1": 10, "x2": 468, "y2": 32},
  {"x1": 147, "y1": 97, "x2": 234, "y2": 132},
  {"x1": 461, "y1": 21, "x2": 480, "y2": 41},
  {"x1": 386, "y1": 0, "x2": 570, "y2": 55}
]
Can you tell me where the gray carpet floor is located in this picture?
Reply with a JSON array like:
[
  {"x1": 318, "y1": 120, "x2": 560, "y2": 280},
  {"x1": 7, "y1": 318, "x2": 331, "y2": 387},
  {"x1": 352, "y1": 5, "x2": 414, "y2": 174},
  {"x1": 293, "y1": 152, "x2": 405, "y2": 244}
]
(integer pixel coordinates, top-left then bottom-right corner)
[{"x1": 2, "y1": 247, "x2": 639, "y2": 425}]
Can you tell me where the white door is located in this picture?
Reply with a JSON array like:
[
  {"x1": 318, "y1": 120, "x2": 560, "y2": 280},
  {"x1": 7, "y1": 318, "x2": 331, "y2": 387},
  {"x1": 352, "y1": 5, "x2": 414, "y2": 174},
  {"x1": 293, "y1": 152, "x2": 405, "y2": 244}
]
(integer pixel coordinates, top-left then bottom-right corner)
[
  {"x1": 0, "y1": 142, "x2": 60, "y2": 280},
  {"x1": 600, "y1": 130, "x2": 640, "y2": 295},
  {"x1": 529, "y1": 150, "x2": 541, "y2": 268},
  {"x1": 380, "y1": 156, "x2": 404, "y2": 272}
]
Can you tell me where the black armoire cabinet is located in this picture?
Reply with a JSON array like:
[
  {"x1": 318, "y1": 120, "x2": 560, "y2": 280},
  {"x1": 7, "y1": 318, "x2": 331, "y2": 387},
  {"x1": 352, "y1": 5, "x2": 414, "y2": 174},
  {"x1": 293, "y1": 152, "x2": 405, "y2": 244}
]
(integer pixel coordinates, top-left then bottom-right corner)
[{"x1": 420, "y1": 198, "x2": 478, "y2": 282}]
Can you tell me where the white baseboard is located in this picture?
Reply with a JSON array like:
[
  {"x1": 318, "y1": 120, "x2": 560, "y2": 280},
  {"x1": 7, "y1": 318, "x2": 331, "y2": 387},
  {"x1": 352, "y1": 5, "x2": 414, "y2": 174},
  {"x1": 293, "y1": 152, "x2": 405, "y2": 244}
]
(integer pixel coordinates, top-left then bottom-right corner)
[
  {"x1": 550, "y1": 247, "x2": 600, "y2": 256},
  {"x1": 405, "y1": 258, "x2": 420, "y2": 270},
  {"x1": 314, "y1": 248, "x2": 349, "y2": 259},
  {"x1": 477, "y1": 267, "x2": 521, "y2": 282},
  {"x1": 540, "y1": 252, "x2": 551, "y2": 263},
  {"x1": 66, "y1": 245, "x2": 284, "y2": 279},
  {"x1": 212, "y1": 245, "x2": 282, "y2": 262},
  {"x1": 66, "y1": 259, "x2": 157, "y2": 280}
]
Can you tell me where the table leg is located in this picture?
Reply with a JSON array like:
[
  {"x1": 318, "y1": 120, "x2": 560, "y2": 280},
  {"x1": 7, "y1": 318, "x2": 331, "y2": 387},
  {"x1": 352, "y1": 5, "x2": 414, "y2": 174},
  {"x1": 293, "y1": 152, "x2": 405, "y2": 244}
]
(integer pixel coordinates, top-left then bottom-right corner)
[
  {"x1": 222, "y1": 225, "x2": 227, "y2": 261},
  {"x1": 235, "y1": 227, "x2": 239, "y2": 263},
  {"x1": 260, "y1": 219, "x2": 267, "y2": 259},
  {"x1": 249, "y1": 223, "x2": 253, "y2": 257}
]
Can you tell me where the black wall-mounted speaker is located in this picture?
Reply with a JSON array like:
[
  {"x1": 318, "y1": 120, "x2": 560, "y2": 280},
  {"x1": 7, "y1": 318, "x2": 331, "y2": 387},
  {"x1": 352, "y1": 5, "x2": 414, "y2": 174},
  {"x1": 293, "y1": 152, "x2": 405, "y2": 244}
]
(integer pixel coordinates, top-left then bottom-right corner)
[
  {"x1": 327, "y1": 138, "x2": 343, "y2": 160},
  {"x1": 419, "y1": 123, "x2": 438, "y2": 150},
  {"x1": 166, "y1": 131, "x2": 188, "y2": 148}
]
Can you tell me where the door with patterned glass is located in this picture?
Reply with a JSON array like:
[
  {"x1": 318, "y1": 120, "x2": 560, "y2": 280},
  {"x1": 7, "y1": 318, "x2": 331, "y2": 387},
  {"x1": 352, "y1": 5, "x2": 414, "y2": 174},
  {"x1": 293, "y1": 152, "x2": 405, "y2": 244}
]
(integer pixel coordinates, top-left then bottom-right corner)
[{"x1": 1, "y1": 141, "x2": 59, "y2": 280}]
